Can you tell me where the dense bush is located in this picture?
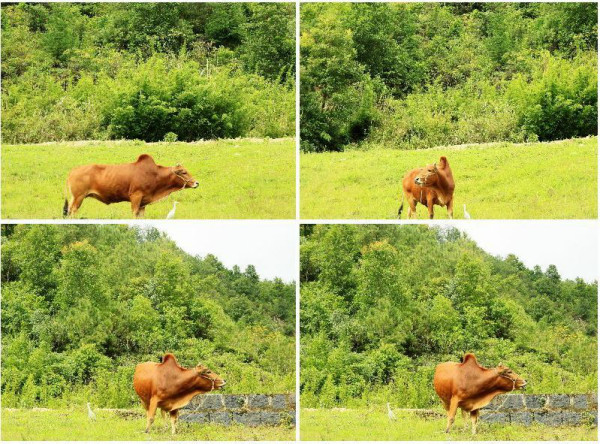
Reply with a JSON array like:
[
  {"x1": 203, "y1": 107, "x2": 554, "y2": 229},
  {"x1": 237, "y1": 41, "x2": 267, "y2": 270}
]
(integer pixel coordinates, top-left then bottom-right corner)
[
  {"x1": 1, "y1": 225, "x2": 295, "y2": 407},
  {"x1": 300, "y1": 225, "x2": 597, "y2": 408},
  {"x1": 1, "y1": 3, "x2": 295, "y2": 143},
  {"x1": 300, "y1": 2, "x2": 598, "y2": 151}
]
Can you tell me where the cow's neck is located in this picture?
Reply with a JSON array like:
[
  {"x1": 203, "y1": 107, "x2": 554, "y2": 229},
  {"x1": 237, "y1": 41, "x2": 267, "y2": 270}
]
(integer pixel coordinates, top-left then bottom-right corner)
[
  {"x1": 149, "y1": 168, "x2": 185, "y2": 203},
  {"x1": 436, "y1": 168, "x2": 454, "y2": 192}
]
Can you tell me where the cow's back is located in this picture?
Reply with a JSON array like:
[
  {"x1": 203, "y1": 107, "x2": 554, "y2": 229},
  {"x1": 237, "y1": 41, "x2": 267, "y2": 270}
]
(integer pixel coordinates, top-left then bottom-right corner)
[
  {"x1": 133, "y1": 362, "x2": 159, "y2": 405},
  {"x1": 67, "y1": 163, "x2": 138, "y2": 203}
]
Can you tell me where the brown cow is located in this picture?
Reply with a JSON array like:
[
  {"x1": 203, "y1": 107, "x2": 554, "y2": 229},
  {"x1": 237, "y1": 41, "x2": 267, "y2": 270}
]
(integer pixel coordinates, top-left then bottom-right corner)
[
  {"x1": 133, "y1": 353, "x2": 226, "y2": 434},
  {"x1": 398, "y1": 156, "x2": 455, "y2": 219},
  {"x1": 63, "y1": 154, "x2": 198, "y2": 218},
  {"x1": 433, "y1": 353, "x2": 526, "y2": 434}
]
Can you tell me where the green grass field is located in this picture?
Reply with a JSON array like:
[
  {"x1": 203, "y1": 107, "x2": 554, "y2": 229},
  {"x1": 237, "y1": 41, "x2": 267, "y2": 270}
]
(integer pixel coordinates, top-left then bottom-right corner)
[
  {"x1": 300, "y1": 137, "x2": 597, "y2": 219},
  {"x1": 2, "y1": 138, "x2": 295, "y2": 219},
  {"x1": 1, "y1": 408, "x2": 294, "y2": 441},
  {"x1": 300, "y1": 408, "x2": 597, "y2": 441}
]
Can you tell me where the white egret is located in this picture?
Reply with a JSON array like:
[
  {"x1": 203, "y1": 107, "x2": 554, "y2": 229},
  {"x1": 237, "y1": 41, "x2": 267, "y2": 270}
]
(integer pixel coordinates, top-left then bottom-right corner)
[
  {"x1": 166, "y1": 201, "x2": 178, "y2": 219},
  {"x1": 463, "y1": 204, "x2": 471, "y2": 219}
]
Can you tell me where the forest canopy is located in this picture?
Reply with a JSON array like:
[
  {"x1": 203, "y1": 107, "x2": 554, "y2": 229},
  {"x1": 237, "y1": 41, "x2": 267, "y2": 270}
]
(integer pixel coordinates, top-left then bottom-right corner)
[
  {"x1": 1, "y1": 224, "x2": 295, "y2": 408},
  {"x1": 300, "y1": 225, "x2": 597, "y2": 408},
  {"x1": 300, "y1": 2, "x2": 598, "y2": 152},
  {"x1": 1, "y1": 2, "x2": 295, "y2": 143}
]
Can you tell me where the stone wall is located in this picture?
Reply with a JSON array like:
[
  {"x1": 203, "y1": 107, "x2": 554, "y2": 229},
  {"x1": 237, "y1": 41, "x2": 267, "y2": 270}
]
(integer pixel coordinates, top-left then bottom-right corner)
[
  {"x1": 179, "y1": 394, "x2": 295, "y2": 427},
  {"x1": 480, "y1": 394, "x2": 597, "y2": 426}
]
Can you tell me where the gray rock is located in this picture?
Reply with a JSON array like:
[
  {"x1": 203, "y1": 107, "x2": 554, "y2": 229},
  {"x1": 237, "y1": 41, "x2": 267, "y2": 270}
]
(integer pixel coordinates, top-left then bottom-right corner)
[
  {"x1": 547, "y1": 394, "x2": 570, "y2": 409},
  {"x1": 233, "y1": 412, "x2": 263, "y2": 427},
  {"x1": 480, "y1": 412, "x2": 510, "y2": 424},
  {"x1": 261, "y1": 412, "x2": 282, "y2": 426},
  {"x1": 572, "y1": 395, "x2": 588, "y2": 410},
  {"x1": 224, "y1": 395, "x2": 246, "y2": 410},
  {"x1": 179, "y1": 412, "x2": 209, "y2": 424},
  {"x1": 271, "y1": 394, "x2": 288, "y2": 410},
  {"x1": 482, "y1": 396, "x2": 503, "y2": 411},
  {"x1": 202, "y1": 394, "x2": 224, "y2": 410},
  {"x1": 248, "y1": 394, "x2": 269, "y2": 409},
  {"x1": 210, "y1": 411, "x2": 232, "y2": 425},
  {"x1": 502, "y1": 394, "x2": 524, "y2": 410},
  {"x1": 534, "y1": 411, "x2": 568, "y2": 426},
  {"x1": 524, "y1": 395, "x2": 547, "y2": 409},
  {"x1": 561, "y1": 412, "x2": 582, "y2": 425},
  {"x1": 511, "y1": 411, "x2": 533, "y2": 426}
]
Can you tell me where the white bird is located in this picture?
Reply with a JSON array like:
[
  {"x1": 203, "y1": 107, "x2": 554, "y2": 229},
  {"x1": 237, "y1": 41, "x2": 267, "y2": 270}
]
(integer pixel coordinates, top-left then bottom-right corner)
[
  {"x1": 463, "y1": 204, "x2": 471, "y2": 219},
  {"x1": 87, "y1": 402, "x2": 96, "y2": 421},
  {"x1": 387, "y1": 402, "x2": 397, "y2": 421},
  {"x1": 166, "y1": 201, "x2": 178, "y2": 219}
]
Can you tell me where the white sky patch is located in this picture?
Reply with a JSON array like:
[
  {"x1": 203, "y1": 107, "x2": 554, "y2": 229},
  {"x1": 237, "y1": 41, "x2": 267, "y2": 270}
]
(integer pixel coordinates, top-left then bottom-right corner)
[
  {"x1": 129, "y1": 221, "x2": 297, "y2": 282},
  {"x1": 433, "y1": 220, "x2": 598, "y2": 283}
]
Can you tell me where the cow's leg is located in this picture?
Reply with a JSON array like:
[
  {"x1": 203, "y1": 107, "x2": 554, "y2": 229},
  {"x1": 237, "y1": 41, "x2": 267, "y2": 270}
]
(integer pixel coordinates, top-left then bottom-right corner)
[
  {"x1": 408, "y1": 197, "x2": 417, "y2": 219},
  {"x1": 445, "y1": 396, "x2": 459, "y2": 433},
  {"x1": 470, "y1": 409, "x2": 479, "y2": 435},
  {"x1": 160, "y1": 409, "x2": 169, "y2": 430},
  {"x1": 427, "y1": 198, "x2": 435, "y2": 219},
  {"x1": 130, "y1": 193, "x2": 145, "y2": 218},
  {"x1": 169, "y1": 409, "x2": 179, "y2": 435},
  {"x1": 461, "y1": 409, "x2": 469, "y2": 430},
  {"x1": 138, "y1": 206, "x2": 146, "y2": 218},
  {"x1": 447, "y1": 198, "x2": 454, "y2": 219},
  {"x1": 68, "y1": 194, "x2": 85, "y2": 217},
  {"x1": 145, "y1": 397, "x2": 158, "y2": 433}
]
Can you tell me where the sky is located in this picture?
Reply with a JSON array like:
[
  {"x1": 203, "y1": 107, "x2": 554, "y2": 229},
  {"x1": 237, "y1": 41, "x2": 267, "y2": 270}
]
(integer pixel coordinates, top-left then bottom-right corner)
[
  {"x1": 129, "y1": 220, "x2": 597, "y2": 283},
  {"x1": 433, "y1": 220, "x2": 598, "y2": 282},
  {"x1": 131, "y1": 221, "x2": 297, "y2": 282}
]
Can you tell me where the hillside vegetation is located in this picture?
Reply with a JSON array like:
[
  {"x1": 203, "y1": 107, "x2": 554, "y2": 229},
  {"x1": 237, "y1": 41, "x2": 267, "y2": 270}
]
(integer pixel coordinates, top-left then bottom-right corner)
[
  {"x1": 300, "y1": 225, "x2": 597, "y2": 408},
  {"x1": 300, "y1": 2, "x2": 597, "y2": 152},
  {"x1": 1, "y1": 3, "x2": 294, "y2": 143},
  {"x1": 1, "y1": 225, "x2": 295, "y2": 408}
]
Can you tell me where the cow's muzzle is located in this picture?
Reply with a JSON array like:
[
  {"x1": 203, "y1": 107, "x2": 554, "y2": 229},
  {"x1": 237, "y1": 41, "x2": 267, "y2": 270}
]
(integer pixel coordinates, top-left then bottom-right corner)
[
  {"x1": 217, "y1": 380, "x2": 226, "y2": 389},
  {"x1": 414, "y1": 178, "x2": 423, "y2": 185},
  {"x1": 191, "y1": 182, "x2": 199, "y2": 188}
]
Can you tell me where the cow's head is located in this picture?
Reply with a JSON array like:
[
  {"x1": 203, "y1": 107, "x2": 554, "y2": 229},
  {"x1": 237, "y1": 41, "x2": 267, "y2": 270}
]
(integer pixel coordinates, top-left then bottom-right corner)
[
  {"x1": 195, "y1": 363, "x2": 226, "y2": 392},
  {"x1": 414, "y1": 157, "x2": 448, "y2": 186},
  {"x1": 496, "y1": 363, "x2": 527, "y2": 391},
  {"x1": 172, "y1": 164, "x2": 199, "y2": 189}
]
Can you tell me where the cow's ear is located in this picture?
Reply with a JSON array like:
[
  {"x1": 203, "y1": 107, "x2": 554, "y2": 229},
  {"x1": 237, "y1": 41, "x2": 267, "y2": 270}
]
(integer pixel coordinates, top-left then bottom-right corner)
[{"x1": 438, "y1": 156, "x2": 447, "y2": 169}]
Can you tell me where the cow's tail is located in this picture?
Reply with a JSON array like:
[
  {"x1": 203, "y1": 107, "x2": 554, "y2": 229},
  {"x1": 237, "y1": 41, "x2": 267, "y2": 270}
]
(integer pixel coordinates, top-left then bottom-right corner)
[
  {"x1": 63, "y1": 180, "x2": 70, "y2": 217},
  {"x1": 397, "y1": 195, "x2": 404, "y2": 219}
]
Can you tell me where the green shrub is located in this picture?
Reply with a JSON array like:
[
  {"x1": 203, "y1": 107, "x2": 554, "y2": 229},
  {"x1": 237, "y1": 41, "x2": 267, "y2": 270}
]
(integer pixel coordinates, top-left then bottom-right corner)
[
  {"x1": 506, "y1": 52, "x2": 598, "y2": 141},
  {"x1": 370, "y1": 79, "x2": 523, "y2": 149}
]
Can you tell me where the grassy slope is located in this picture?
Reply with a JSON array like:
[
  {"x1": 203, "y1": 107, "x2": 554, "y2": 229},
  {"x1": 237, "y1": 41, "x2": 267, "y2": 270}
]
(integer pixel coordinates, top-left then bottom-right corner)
[
  {"x1": 300, "y1": 408, "x2": 597, "y2": 441},
  {"x1": 2, "y1": 138, "x2": 295, "y2": 219},
  {"x1": 300, "y1": 137, "x2": 597, "y2": 219},
  {"x1": 1, "y1": 409, "x2": 294, "y2": 441}
]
